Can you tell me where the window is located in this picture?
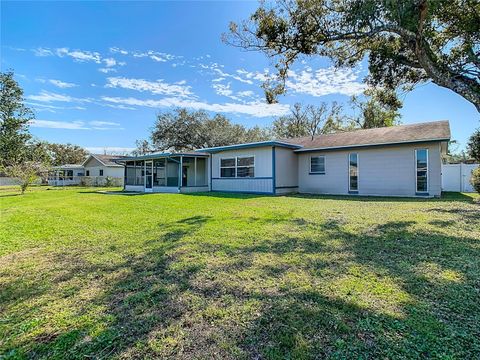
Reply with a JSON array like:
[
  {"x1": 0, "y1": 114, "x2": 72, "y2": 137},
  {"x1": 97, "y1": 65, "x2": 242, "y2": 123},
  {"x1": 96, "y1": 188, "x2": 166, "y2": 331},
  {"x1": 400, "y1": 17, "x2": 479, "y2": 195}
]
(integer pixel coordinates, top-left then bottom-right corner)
[
  {"x1": 66, "y1": 170, "x2": 73, "y2": 180},
  {"x1": 237, "y1": 156, "x2": 254, "y2": 177},
  {"x1": 349, "y1": 153, "x2": 358, "y2": 192},
  {"x1": 99, "y1": 169, "x2": 104, "y2": 176},
  {"x1": 415, "y1": 149, "x2": 428, "y2": 193},
  {"x1": 86, "y1": 170, "x2": 90, "y2": 176},
  {"x1": 310, "y1": 156, "x2": 325, "y2": 174},
  {"x1": 220, "y1": 156, "x2": 255, "y2": 178},
  {"x1": 220, "y1": 158, "x2": 236, "y2": 178}
]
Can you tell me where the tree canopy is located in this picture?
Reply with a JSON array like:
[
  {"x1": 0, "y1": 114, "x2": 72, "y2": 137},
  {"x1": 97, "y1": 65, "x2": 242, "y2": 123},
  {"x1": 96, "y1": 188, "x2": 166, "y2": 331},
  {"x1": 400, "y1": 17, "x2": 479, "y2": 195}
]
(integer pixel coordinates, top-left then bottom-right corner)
[
  {"x1": 227, "y1": 0, "x2": 480, "y2": 112},
  {"x1": 272, "y1": 102, "x2": 344, "y2": 139},
  {"x1": 467, "y1": 129, "x2": 480, "y2": 162},
  {"x1": 144, "y1": 108, "x2": 270, "y2": 152},
  {"x1": 0, "y1": 70, "x2": 34, "y2": 168}
]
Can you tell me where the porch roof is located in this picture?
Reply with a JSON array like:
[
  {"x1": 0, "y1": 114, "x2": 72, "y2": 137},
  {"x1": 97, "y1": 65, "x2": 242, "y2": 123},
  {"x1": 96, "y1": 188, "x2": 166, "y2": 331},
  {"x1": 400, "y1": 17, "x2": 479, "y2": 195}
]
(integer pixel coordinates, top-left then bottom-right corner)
[
  {"x1": 114, "y1": 151, "x2": 209, "y2": 162},
  {"x1": 198, "y1": 141, "x2": 303, "y2": 153}
]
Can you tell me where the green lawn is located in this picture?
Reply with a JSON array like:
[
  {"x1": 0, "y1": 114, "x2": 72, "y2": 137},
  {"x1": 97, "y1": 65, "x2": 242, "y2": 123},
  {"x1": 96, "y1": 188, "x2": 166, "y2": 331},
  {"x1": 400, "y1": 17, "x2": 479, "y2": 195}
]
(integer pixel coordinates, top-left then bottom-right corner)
[{"x1": 1, "y1": 187, "x2": 479, "y2": 359}]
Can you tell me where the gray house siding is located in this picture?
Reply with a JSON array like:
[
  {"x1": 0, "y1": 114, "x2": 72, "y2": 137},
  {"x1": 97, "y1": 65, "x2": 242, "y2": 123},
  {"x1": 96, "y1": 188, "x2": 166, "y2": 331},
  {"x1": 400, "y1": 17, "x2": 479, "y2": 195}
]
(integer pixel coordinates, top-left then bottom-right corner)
[
  {"x1": 274, "y1": 146, "x2": 299, "y2": 194},
  {"x1": 84, "y1": 157, "x2": 124, "y2": 179},
  {"x1": 297, "y1": 142, "x2": 442, "y2": 197},
  {"x1": 211, "y1": 146, "x2": 273, "y2": 193}
]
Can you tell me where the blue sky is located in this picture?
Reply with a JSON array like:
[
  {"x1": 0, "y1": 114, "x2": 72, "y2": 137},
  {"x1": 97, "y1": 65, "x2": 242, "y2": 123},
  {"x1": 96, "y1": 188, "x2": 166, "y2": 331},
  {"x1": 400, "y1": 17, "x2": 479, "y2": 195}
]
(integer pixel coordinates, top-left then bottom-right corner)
[{"x1": 2, "y1": 1, "x2": 478, "y2": 153}]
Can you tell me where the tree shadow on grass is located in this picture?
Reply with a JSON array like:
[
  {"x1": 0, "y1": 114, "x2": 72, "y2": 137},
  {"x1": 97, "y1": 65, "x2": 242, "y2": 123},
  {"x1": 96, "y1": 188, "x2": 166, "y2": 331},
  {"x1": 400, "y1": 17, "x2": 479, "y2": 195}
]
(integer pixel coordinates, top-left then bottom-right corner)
[{"x1": 2, "y1": 212, "x2": 479, "y2": 358}]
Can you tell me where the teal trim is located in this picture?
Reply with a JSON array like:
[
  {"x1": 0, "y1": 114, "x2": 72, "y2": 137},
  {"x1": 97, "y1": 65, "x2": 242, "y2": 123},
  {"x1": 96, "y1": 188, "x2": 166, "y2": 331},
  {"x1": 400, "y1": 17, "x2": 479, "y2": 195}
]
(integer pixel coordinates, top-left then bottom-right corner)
[
  {"x1": 275, "y1": 186, "x2": 298, "y2": 189},
  {"x1": 272, "y1": 146, "x2": 276, "y2": 195},
  {"x1": 199, "y1": 141, "x2": 302, "y2": 153},
  {"x1": 212, "y1": 177, "x2": 273, "y2": 180},
  {"x1": 115, "y1": 153, "x2": 208, "y2": 162},
  {"x1": 309, "y1": 172, "x2": 326, "y2": 175}
]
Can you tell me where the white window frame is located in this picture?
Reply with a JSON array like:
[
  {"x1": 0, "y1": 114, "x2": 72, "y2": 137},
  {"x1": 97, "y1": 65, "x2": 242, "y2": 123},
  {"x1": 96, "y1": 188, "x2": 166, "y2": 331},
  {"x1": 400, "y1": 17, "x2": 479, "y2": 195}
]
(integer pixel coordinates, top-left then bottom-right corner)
[
  {"x1": 310, "y1": 155, "x2": 326, "y2": 174},
  {"x1": 348, "y1": 153, "x2": 359, "y2": 192},
  {"x1": 415, "y1": 149, "x2": 429, "y2": 193},
  {"x1": 219, "y1": 155, "x2": 255, "y2": 178}
]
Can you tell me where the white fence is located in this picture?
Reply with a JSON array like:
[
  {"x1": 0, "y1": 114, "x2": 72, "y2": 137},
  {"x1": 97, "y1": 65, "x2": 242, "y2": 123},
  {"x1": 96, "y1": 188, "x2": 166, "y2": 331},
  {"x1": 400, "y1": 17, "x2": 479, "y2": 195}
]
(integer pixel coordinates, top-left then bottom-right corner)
[{"x1": 442, "y1": 163, "x2": 479, "y2": 193}]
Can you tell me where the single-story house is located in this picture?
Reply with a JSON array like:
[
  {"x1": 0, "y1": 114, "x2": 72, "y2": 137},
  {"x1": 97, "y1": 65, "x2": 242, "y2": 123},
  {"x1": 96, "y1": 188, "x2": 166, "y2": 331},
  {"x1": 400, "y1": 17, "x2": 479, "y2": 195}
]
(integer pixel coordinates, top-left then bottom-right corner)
[
  {"x1": 48, "y1": 154, "x2": 126, "y2": 186},
  {"x1": 48, "y1": 164, "x2": 85, "y2": 186},
  {"x1": 116, "y1": 120, "x2": 451, "y2": 197}
]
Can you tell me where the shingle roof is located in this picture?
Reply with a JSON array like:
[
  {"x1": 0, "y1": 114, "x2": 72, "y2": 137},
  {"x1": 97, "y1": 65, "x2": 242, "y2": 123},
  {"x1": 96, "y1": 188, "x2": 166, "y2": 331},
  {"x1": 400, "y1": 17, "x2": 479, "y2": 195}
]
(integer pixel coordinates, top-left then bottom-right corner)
[
  {"x1": 91, "y1": 154, "x2": 127, "y2": 166},
  {"x1": 282, "y1": 120, "x2": 450, "y2": 152}
]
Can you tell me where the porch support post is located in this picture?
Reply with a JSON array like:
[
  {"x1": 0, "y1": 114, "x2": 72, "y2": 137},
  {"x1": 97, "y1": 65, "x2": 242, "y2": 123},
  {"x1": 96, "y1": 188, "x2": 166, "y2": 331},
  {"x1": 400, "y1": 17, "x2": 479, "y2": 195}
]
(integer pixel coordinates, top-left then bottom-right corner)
[
  {"x1": 165, "y1": 158, "x2": 167, "y2": 186},
  {"x1": 178, "y1": 156, "x2": 183, "y2": 189},
  {"x1": 194, "y1": 157, "x2": 197, "y2": 186}
]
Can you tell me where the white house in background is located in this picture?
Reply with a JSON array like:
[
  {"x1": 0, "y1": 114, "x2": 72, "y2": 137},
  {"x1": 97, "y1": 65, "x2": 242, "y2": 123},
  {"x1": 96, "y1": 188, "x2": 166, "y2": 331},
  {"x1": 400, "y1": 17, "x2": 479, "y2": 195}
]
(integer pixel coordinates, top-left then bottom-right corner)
[
  {"x1": 117, "y1": 120, "x2": 451, "y2": 198},
  {"x1": 48, "y1": 154, "x2": 126, "y2": 186},
  {"x1": 82, "y1": 154, "x2": 125, "y2": 180},
  {"x1": 48, "y1": 164, "x2": 85, "y2": 186}
]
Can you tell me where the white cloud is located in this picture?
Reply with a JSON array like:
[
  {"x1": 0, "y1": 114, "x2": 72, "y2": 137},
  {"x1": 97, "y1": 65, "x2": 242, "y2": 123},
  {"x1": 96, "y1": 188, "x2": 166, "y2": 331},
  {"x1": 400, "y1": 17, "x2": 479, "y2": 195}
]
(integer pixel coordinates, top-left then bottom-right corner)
[
  {"x1": 29, "y1": 119, "x2": 123, "y2": 130},
  {"x1": 27, "y1": 91, "x2": 91, "y2": 103},
  {"x1": 101, "y1": 96, "x2": 290, "y2": 117},
  {"x1": 109, "y1": 47, "x2": 128, "y2": 55},
  {"x1": 106, "y1": 77, "x2": 193, "y2": 97},
  {"x1": 30, "y1": 120, "x2": 88, "y2": 130},
  {"x1": 89, "y1": 120, "x2": 121, "y2": 127},
  {"x1": 56, "y1": 48, "x2": 102, "y2": 63},
  {"x1": 285, "y1": 67, "x2": 365, "y2": 97},
  {"x1": 132, "y1": 50, "x2": 178, "y2": 63},
  {"x1": 202, "y1": 63, "x2": 253, "y2": 84},
  {"x1": 103, "y1": 58, "x2": 117, "y2": 67},
  {"x1": 26, "y1": 102, "x2": 86, "y2": 111},
  {"x1": 212, "y1": 82, "x2": 257, "y2": 102},
  {"x1": 33, "y1": 47, "x2": 54, "y2": 56},
  {"x1": 98, "y1": 68, "x2": 117, "y2": 73},
  {"x1": 48, "y1": 79, "x2": 77, "y2": 88}
]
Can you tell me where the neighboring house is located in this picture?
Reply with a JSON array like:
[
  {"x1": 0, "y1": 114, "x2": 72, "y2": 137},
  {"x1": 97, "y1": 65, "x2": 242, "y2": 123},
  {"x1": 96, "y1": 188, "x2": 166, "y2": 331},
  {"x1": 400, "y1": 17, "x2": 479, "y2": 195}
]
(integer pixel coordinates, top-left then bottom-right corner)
[
  {"x1": 48, "y1": 165, "x2": 85, "y2": 186},
  {"x1": 116, "y1": 120, "x2": 451, "y2": 197},
  {"x1": 82, "y1": 154, "x2": 125, "y2": 180},
  {"x1": 48, "y1": 154, "x2": 126, "y2": 186}
]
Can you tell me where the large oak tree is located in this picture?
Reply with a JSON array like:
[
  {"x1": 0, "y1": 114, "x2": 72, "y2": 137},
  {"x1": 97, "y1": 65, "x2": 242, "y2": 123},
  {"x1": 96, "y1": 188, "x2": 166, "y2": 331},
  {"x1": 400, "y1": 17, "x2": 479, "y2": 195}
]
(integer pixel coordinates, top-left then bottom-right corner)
[{"x1": 227, "y1": 0, "x2": 480, "y2": 112}]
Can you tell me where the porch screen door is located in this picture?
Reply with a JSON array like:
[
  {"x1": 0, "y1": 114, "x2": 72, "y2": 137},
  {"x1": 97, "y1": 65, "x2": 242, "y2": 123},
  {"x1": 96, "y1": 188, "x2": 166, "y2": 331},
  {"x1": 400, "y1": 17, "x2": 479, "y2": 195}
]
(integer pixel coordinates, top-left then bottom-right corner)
[{"x1": 145, "y1": 161, "x2": 153, "y2": 191}]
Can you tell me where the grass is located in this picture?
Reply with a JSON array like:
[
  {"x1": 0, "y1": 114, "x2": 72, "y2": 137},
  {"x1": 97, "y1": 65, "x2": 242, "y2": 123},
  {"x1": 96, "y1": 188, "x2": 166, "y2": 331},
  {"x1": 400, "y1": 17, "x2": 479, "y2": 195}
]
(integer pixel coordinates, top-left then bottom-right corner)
[{"x1": 0, "y1": 186, "x2": 479, "y2": 359}]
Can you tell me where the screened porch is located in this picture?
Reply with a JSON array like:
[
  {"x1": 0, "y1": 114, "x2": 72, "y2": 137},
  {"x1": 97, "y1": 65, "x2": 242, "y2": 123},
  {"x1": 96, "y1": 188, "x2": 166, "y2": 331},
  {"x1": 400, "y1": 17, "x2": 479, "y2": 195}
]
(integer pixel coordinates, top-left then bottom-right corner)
[{"x1": 120, "y1": 153, "x2": 209, "y2": 193}]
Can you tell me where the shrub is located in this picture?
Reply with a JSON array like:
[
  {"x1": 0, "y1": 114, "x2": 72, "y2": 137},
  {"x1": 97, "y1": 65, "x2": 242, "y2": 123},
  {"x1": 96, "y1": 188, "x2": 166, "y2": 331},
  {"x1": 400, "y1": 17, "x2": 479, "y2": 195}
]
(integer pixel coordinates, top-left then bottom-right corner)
[
  {"x1": 471, "y1": 167, "x2": 480, "y2": 194},
  {"x1": 105, "y1": 176, "x2": 114, "y2": 187}
]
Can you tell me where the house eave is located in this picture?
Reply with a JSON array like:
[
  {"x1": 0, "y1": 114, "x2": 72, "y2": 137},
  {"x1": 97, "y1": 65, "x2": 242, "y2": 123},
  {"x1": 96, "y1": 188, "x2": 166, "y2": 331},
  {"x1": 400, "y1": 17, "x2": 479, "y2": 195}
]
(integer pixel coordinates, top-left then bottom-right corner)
[
  {"x1": 293, "y1": 138, "x2": 451, "y2": 153},
  {"x1": 198, "y1": 141, "x2": 303, "y2": 153}
]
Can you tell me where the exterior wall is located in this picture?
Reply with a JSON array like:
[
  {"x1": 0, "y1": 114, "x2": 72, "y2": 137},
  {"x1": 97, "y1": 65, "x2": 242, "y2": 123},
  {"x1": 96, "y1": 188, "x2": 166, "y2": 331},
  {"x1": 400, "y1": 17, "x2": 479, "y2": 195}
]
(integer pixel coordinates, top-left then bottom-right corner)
[
  {"x1": 274, "y1": 147, "x2": 298, "y2": 194},
  {"x1": 297, "y1": 142, "x2": 443, "y2": 197},
  {"x1": 211, "y1": 146, "x2": 273, "y2": 193},
  {"x1": 83, "y1": 157, "x2": 124, "y2": 185}
]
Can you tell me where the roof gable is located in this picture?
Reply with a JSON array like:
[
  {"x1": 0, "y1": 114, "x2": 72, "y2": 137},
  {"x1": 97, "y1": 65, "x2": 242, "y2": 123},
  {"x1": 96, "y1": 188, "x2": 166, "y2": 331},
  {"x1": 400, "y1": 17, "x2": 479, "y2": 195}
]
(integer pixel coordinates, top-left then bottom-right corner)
[{"x1": 82, "y1": 154, "x2": 126, "y2": 167}]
